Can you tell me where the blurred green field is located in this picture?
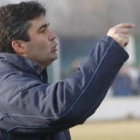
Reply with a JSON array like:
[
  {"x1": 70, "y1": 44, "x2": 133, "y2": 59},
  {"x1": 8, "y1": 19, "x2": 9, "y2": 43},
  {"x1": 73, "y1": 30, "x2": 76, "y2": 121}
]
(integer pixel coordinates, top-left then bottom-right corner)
[{"x1": 70, "y1": 120, "x2": 140, "y2": 140}]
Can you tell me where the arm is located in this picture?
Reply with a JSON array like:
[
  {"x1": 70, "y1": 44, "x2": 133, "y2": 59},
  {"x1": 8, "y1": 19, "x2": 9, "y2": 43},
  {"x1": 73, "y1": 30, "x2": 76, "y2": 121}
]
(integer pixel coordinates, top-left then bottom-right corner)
[{"x1": 0, "y1": 36, "x2": 128, "y2": 133}]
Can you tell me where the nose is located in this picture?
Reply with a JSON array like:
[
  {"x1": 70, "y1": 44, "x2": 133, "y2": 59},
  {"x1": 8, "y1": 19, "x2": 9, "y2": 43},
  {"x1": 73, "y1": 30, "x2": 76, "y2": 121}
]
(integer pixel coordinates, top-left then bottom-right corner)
[{"x1": 48, "y1": 29, "x2": 57, "y2": 41}]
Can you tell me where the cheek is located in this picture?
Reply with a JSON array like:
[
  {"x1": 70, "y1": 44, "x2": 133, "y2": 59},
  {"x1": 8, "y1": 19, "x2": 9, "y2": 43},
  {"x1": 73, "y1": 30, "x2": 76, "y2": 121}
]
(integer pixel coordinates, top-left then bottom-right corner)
[
  {"x1": 33, "y1": 39, "x2": 50, "y2": 52},
  {"x1": 37, "y1": 43, "x2": 52, "y2": 59},
  {"x1": 27, "y1": 36, "x2": 52, "y2": 58},
  {"x1": 39, "y1": 37, "x2": 51, "y2": 48}
]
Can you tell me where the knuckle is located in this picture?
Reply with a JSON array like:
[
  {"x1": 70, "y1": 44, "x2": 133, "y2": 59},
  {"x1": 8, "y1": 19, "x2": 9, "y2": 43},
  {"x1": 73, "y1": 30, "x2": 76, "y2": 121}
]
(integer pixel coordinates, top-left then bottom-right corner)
[{"x1": 113, "y1": 29, "x2": 118, "y2": 34}]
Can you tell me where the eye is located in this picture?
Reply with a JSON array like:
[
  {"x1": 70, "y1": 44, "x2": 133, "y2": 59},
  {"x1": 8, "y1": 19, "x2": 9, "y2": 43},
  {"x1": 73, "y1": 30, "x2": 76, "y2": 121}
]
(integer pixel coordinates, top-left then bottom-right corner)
[
  {"x1": 39, "y1": 28, "x2": 46, "y2": 33},
  {"x1": 37, "y1": 23, "x2": 50, "y2": 34}
]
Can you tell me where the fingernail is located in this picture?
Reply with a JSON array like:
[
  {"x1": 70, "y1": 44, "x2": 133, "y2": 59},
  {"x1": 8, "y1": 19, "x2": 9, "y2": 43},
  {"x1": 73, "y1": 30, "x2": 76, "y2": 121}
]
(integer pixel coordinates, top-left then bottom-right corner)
[{"x1": 132, "y1": 24, "x2": 135, "y2": 27}]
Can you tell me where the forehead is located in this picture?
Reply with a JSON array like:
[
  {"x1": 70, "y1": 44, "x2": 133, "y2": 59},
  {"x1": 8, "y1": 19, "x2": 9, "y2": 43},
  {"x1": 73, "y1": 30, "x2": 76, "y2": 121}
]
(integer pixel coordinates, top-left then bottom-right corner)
[{"x1": 28, "y1": 16, "x2": 49, "y2": 32}]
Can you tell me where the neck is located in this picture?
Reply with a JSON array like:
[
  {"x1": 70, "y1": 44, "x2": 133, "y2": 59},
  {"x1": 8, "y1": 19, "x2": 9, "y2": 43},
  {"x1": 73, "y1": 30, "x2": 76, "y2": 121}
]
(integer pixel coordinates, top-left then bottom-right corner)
[{"x1": 40, "y1": 62, "x2": 51, "y2": 71}]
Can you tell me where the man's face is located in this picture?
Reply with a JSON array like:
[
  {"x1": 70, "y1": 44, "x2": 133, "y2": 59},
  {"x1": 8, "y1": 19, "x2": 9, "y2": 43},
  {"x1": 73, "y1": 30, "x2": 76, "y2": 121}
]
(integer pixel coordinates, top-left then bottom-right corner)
[{"x1": 23, "y1": 16, "x2": 58, "y2": 68}]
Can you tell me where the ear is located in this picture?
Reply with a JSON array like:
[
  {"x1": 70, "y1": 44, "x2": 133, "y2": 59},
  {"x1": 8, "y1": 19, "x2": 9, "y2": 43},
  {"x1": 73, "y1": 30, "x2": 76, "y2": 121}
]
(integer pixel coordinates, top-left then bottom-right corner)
[{"x1": 11, "y1": 40, "x2": 26, "y2": 54}]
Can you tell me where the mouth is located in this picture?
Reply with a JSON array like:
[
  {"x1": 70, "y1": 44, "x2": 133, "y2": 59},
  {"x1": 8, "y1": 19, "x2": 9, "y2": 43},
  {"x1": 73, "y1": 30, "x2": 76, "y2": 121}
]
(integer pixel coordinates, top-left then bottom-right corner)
[{"x1": 52, "y1": 44, "x2": 58, "y2": 52}]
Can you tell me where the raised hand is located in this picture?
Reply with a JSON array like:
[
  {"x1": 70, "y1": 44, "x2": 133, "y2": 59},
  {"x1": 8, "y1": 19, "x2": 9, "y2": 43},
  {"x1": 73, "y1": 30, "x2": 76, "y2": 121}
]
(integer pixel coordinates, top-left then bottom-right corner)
[{"x1": 107, "y1": 23, "x2": 135, "y2": 47}]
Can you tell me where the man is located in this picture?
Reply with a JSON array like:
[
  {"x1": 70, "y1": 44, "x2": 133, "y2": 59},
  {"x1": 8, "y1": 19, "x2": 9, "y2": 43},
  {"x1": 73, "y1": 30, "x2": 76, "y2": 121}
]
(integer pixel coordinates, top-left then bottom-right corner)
[{"x1": 0, "y1": 1, "x2": 134, "y2": 140}]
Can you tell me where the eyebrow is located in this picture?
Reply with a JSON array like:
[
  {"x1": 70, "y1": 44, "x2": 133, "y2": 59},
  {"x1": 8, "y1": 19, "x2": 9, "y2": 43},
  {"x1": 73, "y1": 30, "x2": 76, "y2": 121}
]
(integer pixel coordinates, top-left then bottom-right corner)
[{"x1": 37, "y1": 23, "x2": 50, "y2": 32}]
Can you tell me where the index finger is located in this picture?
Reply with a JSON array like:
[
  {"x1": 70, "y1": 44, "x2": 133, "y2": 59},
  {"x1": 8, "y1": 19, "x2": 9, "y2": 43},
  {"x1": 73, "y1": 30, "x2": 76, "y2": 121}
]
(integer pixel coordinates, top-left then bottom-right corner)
[{"x1": 115, "y1": 23, "x2": 135, "y2": 28}]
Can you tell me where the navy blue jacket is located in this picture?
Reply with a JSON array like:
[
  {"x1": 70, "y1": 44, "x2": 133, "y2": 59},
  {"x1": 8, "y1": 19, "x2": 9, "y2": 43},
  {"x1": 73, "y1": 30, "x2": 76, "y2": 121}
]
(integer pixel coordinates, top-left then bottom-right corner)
[{"x1": 0, "y1": 36, "x2": 128, "y2": 140}]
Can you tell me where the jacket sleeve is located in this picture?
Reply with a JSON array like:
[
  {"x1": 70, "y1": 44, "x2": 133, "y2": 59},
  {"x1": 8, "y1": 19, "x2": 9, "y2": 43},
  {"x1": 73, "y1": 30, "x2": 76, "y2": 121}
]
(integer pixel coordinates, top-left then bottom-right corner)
[{"x1": 0, "y1": 36, "x2": 129, "y2": 133}]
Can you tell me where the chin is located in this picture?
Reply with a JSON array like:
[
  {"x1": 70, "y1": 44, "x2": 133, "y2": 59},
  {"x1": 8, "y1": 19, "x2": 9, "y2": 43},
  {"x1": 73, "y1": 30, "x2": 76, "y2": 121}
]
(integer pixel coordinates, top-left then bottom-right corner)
[
  {"x1": 50, "y1": 56, "x2": 58, "y2": 63},
  {"x1": 53, "y1": 54, "x2": 58, "y2": 60},
  {"x1": 52, "y1": 57, "x2": 58, "y2": 62}
]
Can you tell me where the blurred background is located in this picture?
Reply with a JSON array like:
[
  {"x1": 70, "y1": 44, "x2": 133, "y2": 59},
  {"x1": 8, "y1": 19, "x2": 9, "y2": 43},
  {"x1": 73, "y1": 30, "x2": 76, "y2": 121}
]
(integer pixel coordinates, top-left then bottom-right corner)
[{"x1": 2, "y1": 0, "x2": 140, "y2": 139}]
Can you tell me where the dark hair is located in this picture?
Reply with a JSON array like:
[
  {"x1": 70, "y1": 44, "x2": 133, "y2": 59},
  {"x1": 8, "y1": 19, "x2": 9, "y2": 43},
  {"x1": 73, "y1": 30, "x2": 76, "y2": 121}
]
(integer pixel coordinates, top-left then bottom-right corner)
[{"x1": 0, "y1": 1, "x2": 46, "y2": 53}]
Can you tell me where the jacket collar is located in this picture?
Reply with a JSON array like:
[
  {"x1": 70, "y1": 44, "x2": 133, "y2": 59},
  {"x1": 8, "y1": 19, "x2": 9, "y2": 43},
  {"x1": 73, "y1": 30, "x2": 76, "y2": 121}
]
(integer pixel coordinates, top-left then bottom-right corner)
[{"x1": 0, "y1": 53, "x2": 42, "y2": 75}]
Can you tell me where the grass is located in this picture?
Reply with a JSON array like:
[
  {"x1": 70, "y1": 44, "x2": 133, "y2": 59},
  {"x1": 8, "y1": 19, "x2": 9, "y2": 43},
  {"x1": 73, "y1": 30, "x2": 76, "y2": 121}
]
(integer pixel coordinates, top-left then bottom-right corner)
[{"x1": 70, "y1": 119, "x2": 140, "y2": 140}]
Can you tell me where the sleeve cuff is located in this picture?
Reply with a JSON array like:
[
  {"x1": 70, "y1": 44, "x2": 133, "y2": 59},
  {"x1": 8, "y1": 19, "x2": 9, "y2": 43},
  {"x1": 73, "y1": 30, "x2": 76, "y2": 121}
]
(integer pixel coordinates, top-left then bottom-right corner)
[{"x1": 101, "y1": 35, "x2": 129, "y2": 62}]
